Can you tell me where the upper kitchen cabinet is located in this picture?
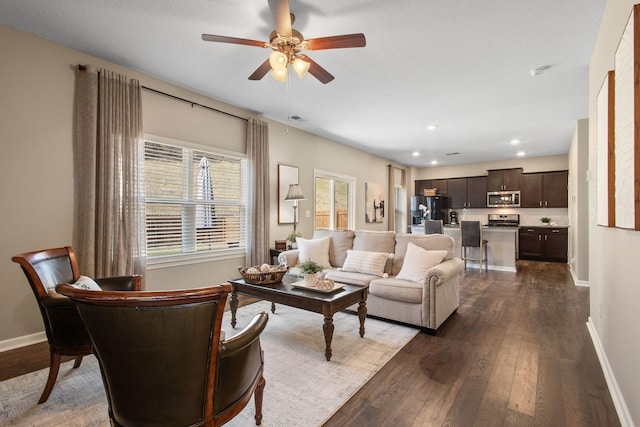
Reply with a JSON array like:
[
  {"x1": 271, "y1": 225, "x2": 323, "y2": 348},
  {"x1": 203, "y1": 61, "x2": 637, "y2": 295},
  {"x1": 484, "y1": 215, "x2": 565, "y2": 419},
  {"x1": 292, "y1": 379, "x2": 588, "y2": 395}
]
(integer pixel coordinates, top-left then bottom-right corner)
[
  {"x1": 520, "y1": 171, "x2": 568, "y2": 208},
  {"x1": 448, "y1": 176, "x2": 487, "y2": 209},
  {"x1": 415, "y1": 179, "x2": 448, "y2": 196},
  {"x1": 487, "y1": 168, "x2": 522, "y2": 191}
]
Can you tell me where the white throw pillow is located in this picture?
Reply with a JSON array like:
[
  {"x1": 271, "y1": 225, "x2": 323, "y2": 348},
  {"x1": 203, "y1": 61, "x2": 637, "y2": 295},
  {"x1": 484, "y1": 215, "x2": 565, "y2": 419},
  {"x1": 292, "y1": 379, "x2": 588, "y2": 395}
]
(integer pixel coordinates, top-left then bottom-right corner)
[
  {"x1": 340, "y1": 250, "x2": 391, "y2": 277},
  {"x1": 396, "y1": 243, "x2": 447, "y2": 284},
  {"x1": 297, "y1": 236, "x2": 331, "y2": 268},
  {"x1": 71, "y1": 275, "x2": 102, "y2": 291}
]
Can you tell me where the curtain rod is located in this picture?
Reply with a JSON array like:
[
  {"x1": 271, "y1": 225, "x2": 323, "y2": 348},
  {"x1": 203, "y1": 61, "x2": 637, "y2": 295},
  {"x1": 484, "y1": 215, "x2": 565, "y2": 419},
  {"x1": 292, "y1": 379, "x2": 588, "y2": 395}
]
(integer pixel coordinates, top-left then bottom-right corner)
[
  {"x1": 77, "y1": 65, "x2": 247, "y2": 122},
  {"x1": 141, "y1": 86, "x2": 248, "y2": 122}
]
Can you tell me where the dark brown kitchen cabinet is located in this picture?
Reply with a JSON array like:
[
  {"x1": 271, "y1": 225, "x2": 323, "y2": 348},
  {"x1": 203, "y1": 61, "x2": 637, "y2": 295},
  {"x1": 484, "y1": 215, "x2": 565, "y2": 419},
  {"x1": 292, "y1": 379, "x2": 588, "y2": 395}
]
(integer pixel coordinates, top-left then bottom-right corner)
[
  {"x1": 487, "y1": 168, "x2": 522, "y2": 191},
  {"x1": 520, "y1": 171, "x2": 568, "y2": 208},
  {"x1": 467, "y1": 176, "x2": 488, "y2": 208},
  {"x1": 448, "y1": 176, "x2": 487, "y2": 208},
  {"x1": 415, "y1": 179, "x2": 448, "y2": 196},
  {"x1": 519, "y1": 226, "x2": 568, "y2": 262}
]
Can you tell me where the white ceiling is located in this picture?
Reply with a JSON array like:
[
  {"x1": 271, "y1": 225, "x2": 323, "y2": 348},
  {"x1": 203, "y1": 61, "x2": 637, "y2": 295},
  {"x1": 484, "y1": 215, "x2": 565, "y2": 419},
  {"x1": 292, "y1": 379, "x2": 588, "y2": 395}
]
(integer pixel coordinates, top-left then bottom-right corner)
[{"x1": 0, "y1": 0, "x2": 606, "y2": 167}]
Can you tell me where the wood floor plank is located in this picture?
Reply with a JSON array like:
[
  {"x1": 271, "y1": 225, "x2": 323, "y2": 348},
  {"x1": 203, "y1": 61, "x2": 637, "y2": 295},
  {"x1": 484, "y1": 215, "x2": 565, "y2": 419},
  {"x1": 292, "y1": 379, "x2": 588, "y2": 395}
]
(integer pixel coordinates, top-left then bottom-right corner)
[{"x1": 507, "y1": 340, "x2": 539, "y2": 416}]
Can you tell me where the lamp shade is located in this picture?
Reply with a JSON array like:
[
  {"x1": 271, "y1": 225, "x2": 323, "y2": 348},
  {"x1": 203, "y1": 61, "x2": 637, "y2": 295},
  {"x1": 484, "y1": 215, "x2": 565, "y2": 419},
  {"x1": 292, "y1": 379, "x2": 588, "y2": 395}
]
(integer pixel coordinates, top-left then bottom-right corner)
[
  {"x1": 270, "y1": 68, "x2": 288, "y2": 83},
  {"x1": 269, "y1": 51, "x2": 288, "y2": 71},
  {"x1": 285, "y1": 184, "x2": 305, "y2": 201},
  {"x1": 292, "y1": 57, "x2": 310, "y2": 78}
]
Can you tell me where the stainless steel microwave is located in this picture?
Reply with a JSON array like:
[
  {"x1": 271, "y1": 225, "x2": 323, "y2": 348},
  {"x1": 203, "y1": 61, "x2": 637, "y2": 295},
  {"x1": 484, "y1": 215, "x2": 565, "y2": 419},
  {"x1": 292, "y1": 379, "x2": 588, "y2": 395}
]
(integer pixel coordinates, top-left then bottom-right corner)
[{"x1": 487, "y1": 191, "x2": 520, "y2": 208}]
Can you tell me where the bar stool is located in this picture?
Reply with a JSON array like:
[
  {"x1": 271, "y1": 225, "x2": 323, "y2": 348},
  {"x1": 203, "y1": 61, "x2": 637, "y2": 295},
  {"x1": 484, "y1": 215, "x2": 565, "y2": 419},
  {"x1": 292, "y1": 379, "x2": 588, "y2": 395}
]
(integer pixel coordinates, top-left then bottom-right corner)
[
  {"x1": 460, "y1": 221, "x2": 488, "y2": 272},
  {"x1": 424, "y1": 219, "x2": 444, "y2": 234}
]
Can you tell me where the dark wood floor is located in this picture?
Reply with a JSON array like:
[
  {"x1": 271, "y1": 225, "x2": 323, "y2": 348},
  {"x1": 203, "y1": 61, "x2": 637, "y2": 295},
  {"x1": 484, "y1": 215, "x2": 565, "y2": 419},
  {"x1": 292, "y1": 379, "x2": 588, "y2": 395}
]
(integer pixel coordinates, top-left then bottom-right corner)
[
  {"x1": 0, "y1": 262, "x2": 621, "y2": 426},
  {"x1": 324, "y1": 261, "x2": 621, "y2": 427}
]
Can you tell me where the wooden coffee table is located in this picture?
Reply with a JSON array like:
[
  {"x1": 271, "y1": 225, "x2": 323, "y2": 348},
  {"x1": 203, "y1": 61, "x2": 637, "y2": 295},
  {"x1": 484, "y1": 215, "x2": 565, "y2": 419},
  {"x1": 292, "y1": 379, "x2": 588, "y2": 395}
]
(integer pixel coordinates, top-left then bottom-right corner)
[{"x1": 228, "y1": 275, "x2": 368, "y2": 361}]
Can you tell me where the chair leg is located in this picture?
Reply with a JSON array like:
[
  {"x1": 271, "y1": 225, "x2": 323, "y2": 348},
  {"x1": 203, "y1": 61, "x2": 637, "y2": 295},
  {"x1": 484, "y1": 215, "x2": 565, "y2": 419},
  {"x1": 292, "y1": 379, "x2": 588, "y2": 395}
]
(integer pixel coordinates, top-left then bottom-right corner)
[
  {"x1": 38, "y1": 349, "x2": 62, "y2": 404},
  {"x1": 73, "y1": 355, "x2": 84, "y2": 369},
  {"x1": 254, "y1": 375, "x2": 266, "y2": 425}
]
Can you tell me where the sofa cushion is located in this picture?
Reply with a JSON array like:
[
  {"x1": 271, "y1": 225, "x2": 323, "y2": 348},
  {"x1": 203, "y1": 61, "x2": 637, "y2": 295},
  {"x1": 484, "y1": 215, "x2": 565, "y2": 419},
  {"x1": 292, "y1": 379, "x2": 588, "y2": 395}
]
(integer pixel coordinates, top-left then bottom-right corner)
[
  {"x1": 353, "y1": 230, "x2": 396, "y2": 274},
  {"x1": 340, "y1": 250, "x2": 391, "y2": 277},
  {"x1": 368, "y1": 277, "x2": 423, "y2": 304},
  {"x1": 396, "y1": 242, "x2": 447, "y2": 285},
  {"x1": 297, "y1": 236, "x2": 331, "y2": 267},
  {"x1": 392, "y1": 233, "x2": 455, "y2": 276},
  {"x1": 324, "y1": 270, "x2": 379, "y2": 287},
  {"x1": 312, "y1": 230, "x2": 355, "y2": 267}
]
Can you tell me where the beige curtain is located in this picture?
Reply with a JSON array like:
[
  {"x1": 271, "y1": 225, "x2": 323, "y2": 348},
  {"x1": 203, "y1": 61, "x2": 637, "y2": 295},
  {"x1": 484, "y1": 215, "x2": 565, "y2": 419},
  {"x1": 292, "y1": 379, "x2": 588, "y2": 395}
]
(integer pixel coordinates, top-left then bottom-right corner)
[
  {"x1": 73, "y1": 67, "x2": 146, "y2": 279},
  {"x1": 246, "y1": 118, "x2": 270, "y2": 265},
  {"x1": 388, "y1": 165, "x2": 407, "y2": 233}
]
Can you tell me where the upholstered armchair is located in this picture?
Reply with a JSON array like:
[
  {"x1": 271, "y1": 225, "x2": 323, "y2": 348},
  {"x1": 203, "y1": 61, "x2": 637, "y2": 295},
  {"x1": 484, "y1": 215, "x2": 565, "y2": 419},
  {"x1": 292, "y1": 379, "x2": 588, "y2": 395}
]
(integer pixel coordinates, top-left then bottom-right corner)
[
  {"x1": 57, "y1": 283, "x2": 268, "y2": 427},
  {"x1": 11, "y1": 246, "x2": 141, "y2": 403}
]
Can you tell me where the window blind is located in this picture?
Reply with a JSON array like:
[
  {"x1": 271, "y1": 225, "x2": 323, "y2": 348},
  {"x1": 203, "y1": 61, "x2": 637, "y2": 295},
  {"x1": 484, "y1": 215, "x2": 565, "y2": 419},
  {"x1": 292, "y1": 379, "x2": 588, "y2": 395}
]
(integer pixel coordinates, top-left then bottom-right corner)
[{"x1": 144, "y1": 139, "x2": 246, "y2": 259}]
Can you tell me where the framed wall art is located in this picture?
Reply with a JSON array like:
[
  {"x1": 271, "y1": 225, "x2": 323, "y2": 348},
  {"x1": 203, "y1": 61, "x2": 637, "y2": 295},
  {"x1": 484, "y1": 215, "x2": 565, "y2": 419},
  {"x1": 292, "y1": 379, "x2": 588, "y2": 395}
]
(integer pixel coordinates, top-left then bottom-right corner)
[
  {"x1": 614, "y1": 5, "x2": 640, "y2": 230},
  {"x1": 596, "y1": 70, "x2": 615, "y2": 227},
  {"x1": 365, "y1": 182, "x2": 385, "y2": 223}
]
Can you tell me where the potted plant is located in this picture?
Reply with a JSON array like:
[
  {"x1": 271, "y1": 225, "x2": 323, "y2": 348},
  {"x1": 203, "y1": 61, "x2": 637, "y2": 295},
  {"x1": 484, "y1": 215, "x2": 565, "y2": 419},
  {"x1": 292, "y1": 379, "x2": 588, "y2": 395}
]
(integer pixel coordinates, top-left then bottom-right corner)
[
  {"x1": 286, "y1": 230, "x2": 303, "y2": 249},
  {"x1": 298, "y1": 259, "x2": 323, "y2": 287},
  {"x1": 541, "y1": 217, "x2": 551, "y2": 226}
]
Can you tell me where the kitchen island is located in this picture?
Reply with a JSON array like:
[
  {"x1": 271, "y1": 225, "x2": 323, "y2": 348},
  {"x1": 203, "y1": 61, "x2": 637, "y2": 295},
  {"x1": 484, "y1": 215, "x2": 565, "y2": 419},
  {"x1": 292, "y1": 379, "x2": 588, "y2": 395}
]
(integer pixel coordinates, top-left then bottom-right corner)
[{"x1": 442, "y1": 225, "x2": 518, "y2": 272}]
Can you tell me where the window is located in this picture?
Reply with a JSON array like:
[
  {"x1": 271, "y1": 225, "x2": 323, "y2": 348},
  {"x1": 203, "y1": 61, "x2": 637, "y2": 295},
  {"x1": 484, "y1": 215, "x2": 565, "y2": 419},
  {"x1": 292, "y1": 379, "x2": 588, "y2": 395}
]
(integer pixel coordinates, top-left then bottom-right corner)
[
  {"x1": 314, "y1": 169, "x2": 356, "y2": 231},
  {"x1": 144, "y1": 136, "x2": 246, "y2": 264}
]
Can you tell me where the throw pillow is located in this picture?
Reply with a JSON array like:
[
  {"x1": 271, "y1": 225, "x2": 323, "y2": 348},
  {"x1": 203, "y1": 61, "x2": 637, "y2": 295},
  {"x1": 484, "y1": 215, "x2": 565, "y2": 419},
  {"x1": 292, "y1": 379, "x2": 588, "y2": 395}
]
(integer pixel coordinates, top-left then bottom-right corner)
[
  {"x1": 71, "y1": 275, "x2": 102, "y2": 291},
  {"x1": 297, "y1": 236, "x2": 331, "y2": 268},
  {"x1": 396, "y1": 243, "x2": 447, "y2": 284},
  {"x1": 340, "y1": 250, "x2": 392, "y2": 277}
]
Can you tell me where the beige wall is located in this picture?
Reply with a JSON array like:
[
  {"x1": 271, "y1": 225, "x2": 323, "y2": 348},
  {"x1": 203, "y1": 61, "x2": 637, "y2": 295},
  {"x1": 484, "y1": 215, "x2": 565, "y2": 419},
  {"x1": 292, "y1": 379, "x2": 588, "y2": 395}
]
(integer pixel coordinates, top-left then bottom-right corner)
[
  {"x1": 413, "y1": 155, "x2": 569, "y2": 180},
  {"x1": 589, "y1": 1, "x2": 640, "y2": 425},
  {"x1": 0, "y1": 24, "x2": 397, "y2": 346},
  {"x1": 568, "y1": 119, "x2": 590, "y2": 284}
]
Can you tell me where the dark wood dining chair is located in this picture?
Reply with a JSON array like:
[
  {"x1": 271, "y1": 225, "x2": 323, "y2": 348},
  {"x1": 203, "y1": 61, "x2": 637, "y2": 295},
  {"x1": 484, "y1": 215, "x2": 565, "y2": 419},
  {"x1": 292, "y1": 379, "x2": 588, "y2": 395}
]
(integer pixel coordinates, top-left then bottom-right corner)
[
  {"x1": 460, "y1": 221, "x2": 488, "y2": 272},
  {"x1": 57, "y1": 283, "x2": 269, "y2": 426},
  {"x1": 11, "y1": 246, "x2": 141, "y2": 403}
]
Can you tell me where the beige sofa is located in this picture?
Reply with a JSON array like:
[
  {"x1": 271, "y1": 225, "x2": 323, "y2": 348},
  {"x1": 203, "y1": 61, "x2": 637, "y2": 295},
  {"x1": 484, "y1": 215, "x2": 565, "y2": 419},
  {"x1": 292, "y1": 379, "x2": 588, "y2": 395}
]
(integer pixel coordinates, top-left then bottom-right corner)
[{"x1": 278, "y1": 230, "x2": 464, "y2": 333}]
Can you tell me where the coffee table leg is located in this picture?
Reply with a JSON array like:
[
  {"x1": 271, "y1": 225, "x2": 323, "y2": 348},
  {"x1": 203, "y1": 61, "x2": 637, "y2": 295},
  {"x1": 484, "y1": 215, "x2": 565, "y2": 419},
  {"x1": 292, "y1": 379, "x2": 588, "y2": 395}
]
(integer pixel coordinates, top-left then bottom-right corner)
[
  {"x1": 323, "y1": 316, "x2": 334, "y2": 361},
  {"x1": 358, "y1": 298, "x2": 367, "y2": 338},
  {"x1": 230, "y1": 292, "x2": 238, "y2": 328}
]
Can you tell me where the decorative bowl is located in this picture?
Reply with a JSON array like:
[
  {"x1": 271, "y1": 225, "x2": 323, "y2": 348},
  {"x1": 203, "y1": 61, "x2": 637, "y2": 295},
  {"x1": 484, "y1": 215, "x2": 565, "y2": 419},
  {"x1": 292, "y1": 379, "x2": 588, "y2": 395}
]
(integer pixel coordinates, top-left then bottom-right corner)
[{"x1": 238, "y1": 265, "x2": 288, "y2": 285}]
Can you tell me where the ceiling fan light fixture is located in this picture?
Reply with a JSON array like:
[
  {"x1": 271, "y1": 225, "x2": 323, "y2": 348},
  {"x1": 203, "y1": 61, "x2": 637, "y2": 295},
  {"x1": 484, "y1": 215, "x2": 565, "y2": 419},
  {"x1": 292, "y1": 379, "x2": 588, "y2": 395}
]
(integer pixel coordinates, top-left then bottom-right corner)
[
  {"x1": 292, "y1": 57, "x2": 310, "y2": 78},
  {"x1": 269, "y1": 51, "x2": 288, "y2": 71},
  {"x1": 271, "y1": 67, "x2": 288, "y2": 82}
]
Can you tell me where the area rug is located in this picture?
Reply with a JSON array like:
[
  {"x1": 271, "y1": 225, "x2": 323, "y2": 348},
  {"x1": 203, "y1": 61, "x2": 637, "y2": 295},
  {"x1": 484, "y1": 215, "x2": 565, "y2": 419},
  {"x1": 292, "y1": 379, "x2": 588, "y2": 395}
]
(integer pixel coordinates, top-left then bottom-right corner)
[{"x1": 0, "y1": 300, "x2": 418, "y2": 426}]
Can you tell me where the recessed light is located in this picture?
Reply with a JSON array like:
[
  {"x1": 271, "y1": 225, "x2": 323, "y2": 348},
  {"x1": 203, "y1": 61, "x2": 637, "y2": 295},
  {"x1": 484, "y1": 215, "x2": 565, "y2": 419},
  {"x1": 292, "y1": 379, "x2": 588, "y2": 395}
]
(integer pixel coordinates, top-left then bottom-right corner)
[
  {"x1": 517, "y1": 151, "x2": 525, "y2": 157},
  {"x1": 510, "y1": 139, "x2": 520, "y2": 145},
  {"x1": 431, "y1": 160, "x2": 438, "y2": 165},
  {"x1": 426, "y1": 125, "x2": 438, "y2": 131},
  {"x1": 412, "y1": 151, "x2": 420, "y2": 157}
]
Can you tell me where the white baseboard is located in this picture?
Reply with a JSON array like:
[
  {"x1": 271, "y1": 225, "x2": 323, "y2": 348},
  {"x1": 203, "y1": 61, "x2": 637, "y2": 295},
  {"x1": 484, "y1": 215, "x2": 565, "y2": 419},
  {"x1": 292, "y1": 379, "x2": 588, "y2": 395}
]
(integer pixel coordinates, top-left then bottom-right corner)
[
  {"x1": 570, "y1": 266, "x2": 590, "y2": 287},
  {"x1": 586, "y1": 317, "x2": 634, "y2": 427},
  {"x1": 0, "y1": 331, "x2": 47, "y2": 353}
]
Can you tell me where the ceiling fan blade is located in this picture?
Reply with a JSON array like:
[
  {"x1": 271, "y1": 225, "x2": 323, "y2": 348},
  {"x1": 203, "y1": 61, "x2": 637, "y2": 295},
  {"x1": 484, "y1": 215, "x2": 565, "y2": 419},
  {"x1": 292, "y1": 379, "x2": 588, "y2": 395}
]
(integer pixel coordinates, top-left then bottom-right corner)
[
  {"x1": 201, "y1": 34, "x2": 267, "y2": 48},
  {"x1": 306, "y1": 33, "x2": 366, "y2": 50},
  {"x1": 299, "y1": 55, "x2": 334, "y2": 84},
  {"x1": 248, "y1": 59, "x2": 272, "y2": 80},
  {"x1": 268, "y1": 0, "x2": 292, "y2": 37}
]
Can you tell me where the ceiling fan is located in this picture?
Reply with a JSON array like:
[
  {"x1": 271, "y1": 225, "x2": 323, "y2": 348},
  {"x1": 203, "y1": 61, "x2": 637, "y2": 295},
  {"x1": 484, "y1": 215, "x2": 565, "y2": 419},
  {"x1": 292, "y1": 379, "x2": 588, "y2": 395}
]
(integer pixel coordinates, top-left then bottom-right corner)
[{"x1": 201, "y1": 0, "x2": 366, "y2": 84}]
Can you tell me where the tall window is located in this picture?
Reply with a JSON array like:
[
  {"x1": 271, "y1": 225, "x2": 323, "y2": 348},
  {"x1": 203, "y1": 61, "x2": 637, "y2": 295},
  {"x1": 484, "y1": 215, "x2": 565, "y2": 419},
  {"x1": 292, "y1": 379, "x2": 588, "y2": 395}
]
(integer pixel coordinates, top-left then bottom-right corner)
[
  {"x1": 144, "y1": 136, "x2": 246, "y2": 264},
  {"x1": 314, "y1": 169, "x2": 355, "y2": 231}
]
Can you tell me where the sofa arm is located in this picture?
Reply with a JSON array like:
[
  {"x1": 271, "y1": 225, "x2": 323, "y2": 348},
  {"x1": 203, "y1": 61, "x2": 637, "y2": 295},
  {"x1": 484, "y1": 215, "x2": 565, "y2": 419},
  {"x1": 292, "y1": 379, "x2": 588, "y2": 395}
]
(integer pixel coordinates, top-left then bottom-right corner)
[
  {"x1": 425, "y1": 258, "x2": 464, "y2": 286},
  {"x1": 277, "y1": 249, "x2": 300, "y2": 267}
]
